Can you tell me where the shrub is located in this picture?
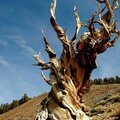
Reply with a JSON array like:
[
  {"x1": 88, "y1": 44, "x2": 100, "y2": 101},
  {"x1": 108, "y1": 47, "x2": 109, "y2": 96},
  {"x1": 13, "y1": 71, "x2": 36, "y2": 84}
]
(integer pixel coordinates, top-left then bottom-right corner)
[
  {"x1": 108, "y1": 94, "x2": 120, "y2": 103},
  {"x1": 96, "y1": 100, "x2": 107, "y2": 106},
  {"x1": 91, "y1": 106, "x2": 104, "y2": 115}
]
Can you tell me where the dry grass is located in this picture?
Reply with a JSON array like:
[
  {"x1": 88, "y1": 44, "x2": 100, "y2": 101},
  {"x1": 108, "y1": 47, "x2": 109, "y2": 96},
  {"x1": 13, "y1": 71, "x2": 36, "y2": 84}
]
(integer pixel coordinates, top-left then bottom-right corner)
[
  {"x1": 83, "y1": 84, "x2": 120, "y2": 120},
  {"x1": 0, "y1": 84, "x2": 120, "y2": 120},
  {"x1": 0, "y1": 93, "x2": 47, "y2": 120}
]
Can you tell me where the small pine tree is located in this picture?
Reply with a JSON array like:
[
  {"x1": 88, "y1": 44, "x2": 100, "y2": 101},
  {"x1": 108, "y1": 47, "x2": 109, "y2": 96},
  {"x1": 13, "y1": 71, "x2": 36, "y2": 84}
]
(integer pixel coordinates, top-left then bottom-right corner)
[
  {"x1": 20, "y1": 93, "x2": 30, "y2": 105},
  {"x1": 115, "y1": 76, "x2": 120, "y2": 83},
  {"x1": 95, "y1": 78, "x2": 102, "y2": 85},
  {"x1": 10, "y1": 100, "x2": 19, "y2": 109},
  {"x1": 109, "y1": 77, "x2": 115, "y2": 84},
  {"x1": 0, "y1": 93, "x2": 31, "y2": 115},
  {"x1": 103, "y1": 77, "x2": 108, "y2": 84}
]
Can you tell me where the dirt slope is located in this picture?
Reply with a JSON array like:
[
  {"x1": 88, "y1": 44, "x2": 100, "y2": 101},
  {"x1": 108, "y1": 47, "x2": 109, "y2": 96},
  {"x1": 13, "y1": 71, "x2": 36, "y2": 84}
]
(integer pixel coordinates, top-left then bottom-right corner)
[
  {"x1": 83, "y1": 84, "x2": 120, "y2": 120},
  {"x1": 0, "y1": 84, "x2": 120, "y2": 120},
  {"x1": 0, "y1": 93, "x2": 47, "y2": 120}
]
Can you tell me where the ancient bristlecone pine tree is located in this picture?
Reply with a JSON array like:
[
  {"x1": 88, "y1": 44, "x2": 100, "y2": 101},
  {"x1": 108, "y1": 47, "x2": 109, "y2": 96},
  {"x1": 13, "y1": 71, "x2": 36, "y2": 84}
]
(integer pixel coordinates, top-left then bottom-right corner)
[{"x1": 34, "y1": 0, "x2": 120, "y2": 119}]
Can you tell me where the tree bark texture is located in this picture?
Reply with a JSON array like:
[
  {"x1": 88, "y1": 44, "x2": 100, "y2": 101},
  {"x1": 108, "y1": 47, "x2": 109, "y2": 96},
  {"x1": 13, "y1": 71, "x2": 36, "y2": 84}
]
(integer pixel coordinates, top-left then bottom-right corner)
[{"x1": 34, "y1": 0, "x2": 120, "y2": 120}]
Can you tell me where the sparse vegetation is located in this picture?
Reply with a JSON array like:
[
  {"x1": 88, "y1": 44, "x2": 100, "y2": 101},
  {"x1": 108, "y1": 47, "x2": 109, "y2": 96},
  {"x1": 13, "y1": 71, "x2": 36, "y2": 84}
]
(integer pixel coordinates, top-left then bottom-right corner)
[
  {"x1": 108, "y1": 93, "x2": 120, "y2": 103},
  {"x1": 92, "y1": 76, "x2": 120, "y2": 85},
  {"x1": 0, "y1": 81, "x2": 119, "y2": 120},
  {"x1": 94, "y1": 93, "x2": 120, "y2": 108},
  {"x1": 91, "y1": 106, "x2": 104, "y2": 115},
  {"x1": 0, "y1": 93, "x2": 31, "y2": 115},
  {"x1": 85, "y1": 76, "x2": 120, "y2": 93},
  {"x1": 96, "y1": 100, "x2": 107, "y2": 106},
  {"x1": 83, "y1": 83, "x2": 120, "y2": 120}
]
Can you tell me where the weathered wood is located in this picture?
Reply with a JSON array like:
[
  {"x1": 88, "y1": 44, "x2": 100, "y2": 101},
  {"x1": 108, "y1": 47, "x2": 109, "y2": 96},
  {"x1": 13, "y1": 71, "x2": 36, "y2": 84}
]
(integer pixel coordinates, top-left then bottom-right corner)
[{"x1": 34, "y1": 0, "x2": 119, "y2": 120}]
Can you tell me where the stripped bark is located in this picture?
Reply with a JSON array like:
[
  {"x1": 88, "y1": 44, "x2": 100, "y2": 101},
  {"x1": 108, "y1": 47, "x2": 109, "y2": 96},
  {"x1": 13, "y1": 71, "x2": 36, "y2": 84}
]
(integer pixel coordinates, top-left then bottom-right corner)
[{"x1": 34, "y1": 0, "x2": 120, "y2": 120}]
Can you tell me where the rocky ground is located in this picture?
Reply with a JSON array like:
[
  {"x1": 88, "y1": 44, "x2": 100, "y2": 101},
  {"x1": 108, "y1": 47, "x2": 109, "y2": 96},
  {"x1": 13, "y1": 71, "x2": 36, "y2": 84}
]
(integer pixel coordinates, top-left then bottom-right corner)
[{"x1": 83, "y1": 84, "x2": 120, "y2": 120}]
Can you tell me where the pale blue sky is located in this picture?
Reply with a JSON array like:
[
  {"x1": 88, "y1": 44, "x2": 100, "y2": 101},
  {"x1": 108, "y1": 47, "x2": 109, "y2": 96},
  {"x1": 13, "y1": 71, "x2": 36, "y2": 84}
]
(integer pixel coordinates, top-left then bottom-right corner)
[{"x1": 0, "y1": 0, "x2": 120, "y2": 104}]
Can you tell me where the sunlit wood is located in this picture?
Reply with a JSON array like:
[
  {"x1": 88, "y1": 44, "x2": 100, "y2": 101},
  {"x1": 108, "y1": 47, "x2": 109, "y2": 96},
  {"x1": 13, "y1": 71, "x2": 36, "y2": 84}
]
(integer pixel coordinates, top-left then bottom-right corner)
[{"x1": 34, "y1": 0, "x2": 119, "y2": 119}]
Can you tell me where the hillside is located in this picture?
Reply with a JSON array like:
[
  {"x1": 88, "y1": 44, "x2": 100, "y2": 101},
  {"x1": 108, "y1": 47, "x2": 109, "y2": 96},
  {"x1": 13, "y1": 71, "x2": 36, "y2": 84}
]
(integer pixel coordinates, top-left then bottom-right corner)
[
  {"x1": 0, "y1": 84, "x2": 120, "y2": 120},
  {"x1": 83, "y1": 84, "x2": 120, "y2": 120},
  {"x1": 0, "y1": 93, "x2": 47, "y2": 120}
]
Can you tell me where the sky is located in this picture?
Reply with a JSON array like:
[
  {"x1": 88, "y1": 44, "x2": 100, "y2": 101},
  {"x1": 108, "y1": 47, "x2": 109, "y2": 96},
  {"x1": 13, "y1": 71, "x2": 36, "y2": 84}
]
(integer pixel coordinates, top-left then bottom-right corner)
[{"x1": 0, "y1": 0, "x2": 120, "y2": 104}]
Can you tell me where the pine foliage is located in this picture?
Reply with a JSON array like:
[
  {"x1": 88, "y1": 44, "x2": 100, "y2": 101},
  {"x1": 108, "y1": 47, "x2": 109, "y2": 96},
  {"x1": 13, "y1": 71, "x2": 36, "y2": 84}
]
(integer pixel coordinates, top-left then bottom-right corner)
[{"x1": 0, "y1": 93, "x2": 30, "y2": 115}]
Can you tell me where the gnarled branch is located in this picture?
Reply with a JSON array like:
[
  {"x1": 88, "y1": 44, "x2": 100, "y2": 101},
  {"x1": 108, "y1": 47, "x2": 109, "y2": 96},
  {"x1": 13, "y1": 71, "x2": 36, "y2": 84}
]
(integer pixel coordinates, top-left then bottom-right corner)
[
  {"x1": 33, "y1": 54, "x2": 50, "y2": 70},
  {"x1": 41, "y1": 30, "x2": 56, "y2": 59},
  {"x1": 50, "y1": 0, "x2": 69, "y2": 45},
  {"x1": 35, "y1": 0, "x2": 120, "y2": 120},
  {"x1": 71, "y1": 6, "x2": 83, "y2": 46}
]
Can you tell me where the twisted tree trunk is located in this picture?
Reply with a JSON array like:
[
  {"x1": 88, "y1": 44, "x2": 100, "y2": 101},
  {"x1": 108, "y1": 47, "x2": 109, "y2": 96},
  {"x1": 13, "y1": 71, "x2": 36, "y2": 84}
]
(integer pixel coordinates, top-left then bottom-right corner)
[{"x1": 34, "y1": 0, "x2": 120, "y2": 119}]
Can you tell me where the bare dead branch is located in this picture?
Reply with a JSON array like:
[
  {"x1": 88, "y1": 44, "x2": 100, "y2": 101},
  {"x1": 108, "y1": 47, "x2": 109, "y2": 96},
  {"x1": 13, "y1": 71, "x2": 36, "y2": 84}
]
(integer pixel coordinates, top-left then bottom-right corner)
[
  {"x1": 95, "y1": 0, "x2": 113, "y2": 37},
  {"x1": 71, "y1": 6, "x2": 82, "y2": 46},
  {"x1": 94, "y1": 6, "x2": 106, "y2": 17},
  {"x1": 34, "y1": 54, "x2": 45, "y2": 66},
  {"x1": 97, "y1": 0, "x2": 105, "y2": 3},
  {"x1": 87, "y1": 15, "x2": 96, "y2": 38},
  {"x1": 41, "y1": 30, "x2": 56, "y2": 59},
  {"x1": 33, "y1": 54, "x2": 50, "y2": 70},
  {"x1": 50, "y1": 0, "x2": 69, "y2": 46},
  {"x1": 104, "y1": 0, "x2": 113, "y2": 16},
  {"x1": 110, "y1": 32, "x2": 120, "y2": 46},
  {"x1": 41, "y1": 72, "x2": 51, "y2": 85},
  {"x1": 112, "y1": 0, "x2": 119, "y2": 11}
]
